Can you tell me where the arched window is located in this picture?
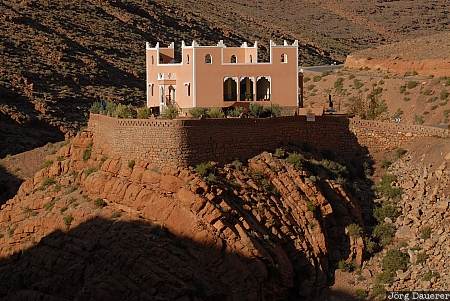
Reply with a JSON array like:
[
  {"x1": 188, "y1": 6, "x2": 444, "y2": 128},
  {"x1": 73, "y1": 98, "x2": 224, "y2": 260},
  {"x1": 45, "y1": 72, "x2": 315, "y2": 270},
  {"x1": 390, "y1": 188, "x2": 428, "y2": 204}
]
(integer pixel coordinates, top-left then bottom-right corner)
[
  {"x1": 281, "y1": 53, "x2": 288, "y2": 63},
  {"x1": 186, "y1": 83, "x2": 191, "y2": 96},
  {"x1": 186, "y1": 54, "x2": 190, "y2": 64},
  {"x1": 205, "y1": 54, "x2": 212, "y2": 64},
  {"x1": 249, "y1": 55, "x2": 253, "y2": 63},
  {"x1": 231, "y1": 55, "x2": 237, "y2": 63},
  {"x1": 151, "y1": 56, "x2": 154, "y2": 64}
]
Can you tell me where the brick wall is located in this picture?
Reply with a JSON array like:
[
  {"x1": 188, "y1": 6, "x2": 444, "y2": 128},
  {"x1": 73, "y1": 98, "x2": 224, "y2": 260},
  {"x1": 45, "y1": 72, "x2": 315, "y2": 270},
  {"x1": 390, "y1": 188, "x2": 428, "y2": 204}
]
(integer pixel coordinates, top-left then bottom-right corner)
[{"x1": 88, "y1": 114, "x2": 449, "y2": 167}]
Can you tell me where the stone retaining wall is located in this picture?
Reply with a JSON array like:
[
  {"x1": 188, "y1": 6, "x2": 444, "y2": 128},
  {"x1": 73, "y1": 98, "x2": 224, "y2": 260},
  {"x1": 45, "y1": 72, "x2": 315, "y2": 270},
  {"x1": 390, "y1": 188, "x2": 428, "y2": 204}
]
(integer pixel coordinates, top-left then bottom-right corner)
[{"x1": 88, "y1": 114, "x2": 449, "y2": 167}]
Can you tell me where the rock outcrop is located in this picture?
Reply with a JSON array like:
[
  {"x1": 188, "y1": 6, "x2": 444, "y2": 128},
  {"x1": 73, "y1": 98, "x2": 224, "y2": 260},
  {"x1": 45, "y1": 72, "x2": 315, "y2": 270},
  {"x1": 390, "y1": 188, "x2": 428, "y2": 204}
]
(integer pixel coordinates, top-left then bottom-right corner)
[{"x1": 0, "y1": 132, "x2": 366, "y2": 300}]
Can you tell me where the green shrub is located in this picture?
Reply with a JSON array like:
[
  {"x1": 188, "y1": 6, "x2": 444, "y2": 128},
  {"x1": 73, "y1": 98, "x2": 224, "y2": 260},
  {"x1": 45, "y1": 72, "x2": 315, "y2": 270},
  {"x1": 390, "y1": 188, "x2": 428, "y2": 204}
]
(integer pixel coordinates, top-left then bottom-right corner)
[
  {"x1": 22, "y1": 207, "x2": 38, "y2": 217},
  {"x1": 44, "y1": 198, "x2": 57, "y2": 211},
  {"x1": 376, "y1": 174, "x2": 403, "y2": 200},
  {"x1": 303, "y1": 76, "x2": 311, "y2": 82},
  {"x1": 381, "y1": 159, "x2": 392, "y2": 169},
  {"x1": 353, "y1": 79, "x2": 364, "y2": 89},
  {"x1": 373, "y1": 222, "x2": 396, "y2": 246},
  {"x1": 440, "y1": 90, "x2": 449, "y2": 100},
  {"x1": 422, "y1": 270, "x2": 439, "y2": 281},
  {"x1": 63, "y1": 214, "x2": 74, "y2": 227},
  {"x1": 407, "y1": 81, "x2": 418, "y2": 89},
  {"x1": 372, "y1": 283, "x2": 386, "y2": 298},
  {"x1": 115, "y1": 104, "x2": 135, "y2": 119},
  {"x1": 189, "y1": 107, "x2": 207, "y2": 118},
  {"x1": 94, "y1": 198, "x2": 107, "y2": 208},
  {"x1": 40, "y1": 177, "x2": 56, "y2": 190},
  {"x1": 394, "y1": 148, "x2": 407, "y2": 160},
  {"x1": 105, "y1": 101, "x2": 118, "y2": 116},
  {"x1": 84, "y1": 167, "x2": 98, "y2": 176},
  {"x1": 420, "y1": 226, "x2": 432, "y2": 240},
  {"x1": 83, "y1": 143, "x2": 93, "y2": 161},
  {"x1": 375, "y1": 270, "x2": 394, "y2": 285},
  {"x1": 286, "y1": 152, "x2": 304, "y2": 169},
  {"x1": 128, "y1": 160, "x2": 135, "y2": 169},
  {"x1": 347, "y1": 223, "x2": 362, "y2": 238},
  {"x1": 249, "y1": 103, "x2": 265, "y2": 117},
  {"x1": 382, "y1": 249, "x2": 409, "y2": 272},
  {"x1": 227, "y1": 106, "x2": 244, "y2": 117},
  {"x1": 273, "y1": 148, "x2": 286, "y2": 158},
  {"x1": 231, "y1": 159, "x2": 242, "y2": 170},
  {"x1": 416, "y1": 252, "x2": 428, "y2": 264},
  {"x1": 364, "y1": 237, "x2": 377, "y2": 254},
  {"x1": 313, "y1": 75, "x2": 322, "y2": 82},
  {"x1": 136, "y1": 107, "x2": 151, "y2": 119},
  {"x1": 306, "y1": 201, "x2": 317, "y2": 212},
  {"x1": 207, "y1": 107, "x2": 225, "y2": 118},
  {"x1": 90, "y1": 101, "x2": 103, "y2": 114},
  {"x1": 337, "y1": 260, "x2": 355, "y2": 272},
  {"x1": 334, "y1": 77, "x2": 345, "y2": 91},
  {"x1": 373, "y1": 202, "x2": 399, "y2": 222},
  {"x1": 195, "y1": 162, "x2": 215, "y2": 178},
  {"x1": 41, "y1": 160, "x2": 53, "y2": 169},
  {"x1": 161, "y1": 105, "x2": 178, "y2": 119},
  {"x1": 355, "y1": 288, "x2": 368, "y2": 300},
  {"x1": 414, "y1": 114, "x2": 425, "y2": 125},
  {"x1": 264, "y1": 104, "x2": 282, "y2": 117},
  {"x1": 399, "y1": 85, "x2": 407, "y2": 93}
]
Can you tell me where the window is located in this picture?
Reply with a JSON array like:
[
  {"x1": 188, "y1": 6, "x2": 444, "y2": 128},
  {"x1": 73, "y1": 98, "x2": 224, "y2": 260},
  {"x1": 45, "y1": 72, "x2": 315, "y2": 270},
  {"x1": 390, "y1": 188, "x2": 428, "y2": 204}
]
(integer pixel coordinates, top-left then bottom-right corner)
[
  {"x1": 186, "y1": 54, "x2": 190, "y2": 64},
  {"x1": 231, "y1": 55, "x2": 237, "y2": 63},
  {"x1": 205, "y1": 54, "x2": 212, "y2": 64},
  {"x1": 151, "y1": 84, "x2": 154, "y2": 96},
  {"x1": 249, "y1": 55, "x2": 253, "y2": 63},
  {"x1": 151, "y1": 56, "x2": 154, "y2": 64},
  {"x1": 186, "y1": 83, "x2": 191, "y2": 96},
  {"x1": 281, "y1": 53, "x2": 288, "y2": 63}
]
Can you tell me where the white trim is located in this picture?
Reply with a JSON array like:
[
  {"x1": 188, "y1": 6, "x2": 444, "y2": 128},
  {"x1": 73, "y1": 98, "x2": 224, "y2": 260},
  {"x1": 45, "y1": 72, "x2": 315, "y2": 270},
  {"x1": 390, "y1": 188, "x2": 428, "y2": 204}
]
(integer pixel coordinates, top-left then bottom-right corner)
[
  {"x1": 146, "y1": 50, "x2": 149, "y2": 107},
  {"x1": 296, "y1": 44, "x2": 299, "y2": 107}
]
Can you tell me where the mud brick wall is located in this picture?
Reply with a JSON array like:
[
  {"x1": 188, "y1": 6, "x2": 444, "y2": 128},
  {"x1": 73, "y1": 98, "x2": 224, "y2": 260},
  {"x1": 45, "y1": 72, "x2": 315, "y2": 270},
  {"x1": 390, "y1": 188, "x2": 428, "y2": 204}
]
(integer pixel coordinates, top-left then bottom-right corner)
[{"x1": 88, "y1": 114, "x2": 449, "y2": 167}]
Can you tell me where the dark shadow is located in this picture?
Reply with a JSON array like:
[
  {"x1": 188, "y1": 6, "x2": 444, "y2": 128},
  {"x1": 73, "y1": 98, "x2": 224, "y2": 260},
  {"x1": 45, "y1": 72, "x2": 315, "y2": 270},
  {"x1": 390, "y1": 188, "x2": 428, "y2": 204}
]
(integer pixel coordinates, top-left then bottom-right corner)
[
  {"x1": 0, "y1": 165, "x2": 23, "y2": 205},
  {"x1": 0, "y1": 217, "x2": 363, "y2": 301}
]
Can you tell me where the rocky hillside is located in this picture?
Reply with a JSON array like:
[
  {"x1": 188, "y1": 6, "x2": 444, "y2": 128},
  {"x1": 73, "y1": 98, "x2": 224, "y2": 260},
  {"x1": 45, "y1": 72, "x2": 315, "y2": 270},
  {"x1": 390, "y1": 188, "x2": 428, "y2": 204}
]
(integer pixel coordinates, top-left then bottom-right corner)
[
  {"x1": 332, "y1": 138, "x2": 450, "y2": 299},
  {"x1": 0, "y1": 132, "x2": 372, "y2": 300},
  {"x1": 303, "y1": 68, "x2": 450, "y2": 126}
]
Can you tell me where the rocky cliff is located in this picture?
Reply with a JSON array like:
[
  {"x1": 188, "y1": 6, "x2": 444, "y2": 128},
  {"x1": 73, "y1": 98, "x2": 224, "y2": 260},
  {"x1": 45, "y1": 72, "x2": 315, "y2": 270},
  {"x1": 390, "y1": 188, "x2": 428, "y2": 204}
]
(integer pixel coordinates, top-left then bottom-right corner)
[{"x1": 0, "y1": 132, "x2": 367, "y2": 300}]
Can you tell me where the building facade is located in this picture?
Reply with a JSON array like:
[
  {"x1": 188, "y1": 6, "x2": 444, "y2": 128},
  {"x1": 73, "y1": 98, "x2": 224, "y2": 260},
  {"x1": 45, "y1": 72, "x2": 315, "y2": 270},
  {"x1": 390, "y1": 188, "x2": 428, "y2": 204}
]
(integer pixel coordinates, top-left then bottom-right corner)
[{"x1": 146, "y1": 40, "x2": 300, "y2": 114}]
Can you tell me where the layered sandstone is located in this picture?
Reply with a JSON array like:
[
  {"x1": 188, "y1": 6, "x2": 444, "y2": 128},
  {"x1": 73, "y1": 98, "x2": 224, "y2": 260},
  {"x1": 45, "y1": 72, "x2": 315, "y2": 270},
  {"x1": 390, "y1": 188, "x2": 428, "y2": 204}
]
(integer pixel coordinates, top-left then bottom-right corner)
[{"x1": 0, "y1": 131, "x2": 366, "y2": 300}]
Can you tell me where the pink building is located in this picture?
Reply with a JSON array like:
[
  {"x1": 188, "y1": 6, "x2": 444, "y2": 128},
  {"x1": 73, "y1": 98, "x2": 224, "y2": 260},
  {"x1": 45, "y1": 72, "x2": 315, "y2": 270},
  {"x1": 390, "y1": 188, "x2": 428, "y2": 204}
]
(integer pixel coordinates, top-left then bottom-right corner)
[{"x1": 146, "y1": 40, "x2": 300, "y2": 114}]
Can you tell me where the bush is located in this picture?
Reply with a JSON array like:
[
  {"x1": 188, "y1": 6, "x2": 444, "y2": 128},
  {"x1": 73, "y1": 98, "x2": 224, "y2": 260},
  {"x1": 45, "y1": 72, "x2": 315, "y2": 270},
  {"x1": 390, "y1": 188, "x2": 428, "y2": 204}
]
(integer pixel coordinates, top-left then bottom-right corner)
[
  {"x1": 373, "y1": 222, "x2": 396, "y2": 246},
  {"x1": 414, "y1": 114, "x2": 425, "y2": 125},
  {"x1": 372, "y1": 283, "x2": 386, "y2": 298},
  {"x1": 313, "y1": 75, "x2": 322, "y2": 82},
  {"x1": 286, "y1": 152, "x2": 304, "y2": 169},
  {"x1": 422, "y1": 270, "x2": 439, "y2": 281},
  {"x1": 347, "y1": 223, "x2": 362, "y2": 238},
  {"x1": 355, "y1": 289, "x2": 368, "y2": 300},
  {"x1": 40, "y1": 177, "x2": 56, "y2": 190},
  {"x1": 420, "y1": 226, "x2": 432, "y2": 240},
  {"x1": 83, "y1": 143, "x2": 93, "y2": 161},
  {"x1": 375, "y1": 270, "x2": 394, "y2": 285},
  {"x1": 44, "y1": 198, "x2": 57, "y2": 211},
  {"x1": 195, "y1": 162, "x2": 215, "y2": 178},
  {"x1": 227, "y1": 106, "x2": 244, "y2": 117},
  {"x1": 128, "y1": 160, "x2": 135, "y2": 169},
  {"x1": 376, "y1": 174, "x2": 403, "y2": 200},
  {"x1": 306, "y1": 201, "x2": 317, "y2": 212},
  {"x1": 364, "y1": 237, "x2": 377, "y2": 254},
  {"x1": 94, "y1": 198, "x2": 107, "y2": 208},
  {"x1": 63, "y1": 214, "x2": 74, "y2": 227},
  {"x1": 407, "y1": 81, "x2": 418, "y2": 89},
  {"x1": 90, "y1": 101, "x2": 103, "y2": 114},
  {"x1": 265, "y1": 104, "x2": 282, "y2": 117},
  {"x1": 84, "y1": 167, "x2": 98, "y2": 176},
  {"x1": 334, "y1": 77, "x2": 345, "y2": 91},
  {"x1": 337, "y1": 260, "x2": 355, "y2": 272},
  {"x1": 381, "y1": 159, "x2": 392, "y2": 169},
  {"x1": 41, "y1": 160, "x2": 53, "y2": 169},
  {"x1": 394, "y1": 148, "x2": 407, "y2": 160},
  {"x1": 373, "y1": 202, "x2": 399, "y2": 222},
  {"x1": 105, "y1": 101, "x2": 118, "y2": 116},
  {"x1": 382, "y1": 249, "x2": 409, "y2": 273},
  {"x1": 273, "y1": 148, "x2": 286, "y2": 158},
  {"x1": 416, "y1": 252, "x2": 428, "y2": 264},
  {"x1": 440, "y1": 90, "x2": 449, "y2": 100},
  {"x1": 161, "y1": 105, "x2": 178, "y2": 119},
  {"x1": 249, "y1": 103, "x2": 265, "y2": 117},
  {"x1": 189, "y1": 107, "x2": 207, "y2": 118},
  {"x1": 353, "y1": 79, "x2": 364, "y2": 89},
  {"x1": 136, "y1": 107, "x2": 151, "y2": 119},
  {"x1": 115, "y1": 104, "x2": 135, "y2": 119},
  {"x1": 207, "y1": 107, "x2": 225, "y2": 118}
]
